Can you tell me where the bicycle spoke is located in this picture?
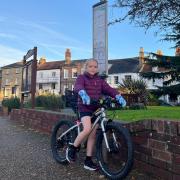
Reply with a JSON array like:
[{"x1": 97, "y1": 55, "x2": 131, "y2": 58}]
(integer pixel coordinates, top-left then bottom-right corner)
[
  {"x1": 51, "y1": 120, "x2": 76, "y2": 164},
  {"x1": 97, "y1": 123, "x2": 133, "y2": 179}
]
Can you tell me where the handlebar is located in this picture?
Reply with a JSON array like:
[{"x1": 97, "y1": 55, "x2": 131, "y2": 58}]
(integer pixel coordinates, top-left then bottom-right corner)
[{"x1": 90, "y1": 97, "x2": 120, "y2": 109}]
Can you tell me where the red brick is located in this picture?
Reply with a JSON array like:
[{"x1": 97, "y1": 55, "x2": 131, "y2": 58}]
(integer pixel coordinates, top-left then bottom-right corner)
[
  {"x1": 151, "y1": 166, "x2": 173, "y2": 180},
  {"x1": 134, "y1": 151, "x2": 148, "y2": 162},
  {"x1": 148, "y1": 156, "x2": 168, "y2": 169},
  {"x1": 178, "y1": 122, "x2": 180, "y2": 135},
  {"x1": 142, "y1": 119, "x2": 152, "y2": 130},
  {"x1": 152, "y1": 149, "x2": 172, "y2": 162},
  {"x1": 134, "y1": 159, "x2": 153, "y2": 175},
  {"x1": 164, "y1": 121, "x2": 178, "y2": 136},
  {"x1": 158, "y1": 120, "x2": 165, "y2": 133},
  {"x1": 134, "y1": 144, "x2": 152, "y2": 156},
  {"x1": 173, "y1": 153, "x2": 180, "y2": 164},
  {"x1": 173, "y1": 174, "x2": 180, "y2": 180},
  {"x1": 134, "y1": 159, "x2": 173, "y2": 180},
  {"x1": 167, "y1": 143, "x2": 180, "y2": 154},
  {"x1": 172, "y1": 165, "x2": 180, "y2": 174},
  {"x1": 128, "y1": 121, "x2": 146, "y2": 132},
  {"x1": 132, "y1": 136, "x2": 147, "y2": 145},
  {"x1": 148, "y1": 139, "x2": 166, "y2": 151},
  {"x1": 170, "y1": 136, "x2": 180, "y2": 145}
]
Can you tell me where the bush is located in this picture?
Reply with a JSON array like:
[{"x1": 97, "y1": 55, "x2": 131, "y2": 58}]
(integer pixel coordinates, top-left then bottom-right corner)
[
  {"x1": 147, "y1": 93, "x2": 160, "y2": 106},
  {"x1": 129, "y1": 103, "x2": 147, "y2": 110},
  {"x1": 2, "y1": 97, "x2": 20, "y2": 112},
  {"x1": 35, "y1": 94, "x2": 65, "y2": 110},
  {"x1": 24, "y1": 99, "x2": 32, "y2": 108}
]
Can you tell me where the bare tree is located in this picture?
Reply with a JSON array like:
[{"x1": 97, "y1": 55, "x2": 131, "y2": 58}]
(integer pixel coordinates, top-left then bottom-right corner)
[{"x1": 109, "y1": 0, "x2": 180, "y2": 47}]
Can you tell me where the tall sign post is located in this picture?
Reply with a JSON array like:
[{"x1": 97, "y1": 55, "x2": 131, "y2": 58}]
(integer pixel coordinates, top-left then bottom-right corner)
[
  {"x1": 21, "y1": 47, "x2": 37, "y2": 109},
  {"x1": 93, "y1": 0, "x2": 108, "y2": 76}
]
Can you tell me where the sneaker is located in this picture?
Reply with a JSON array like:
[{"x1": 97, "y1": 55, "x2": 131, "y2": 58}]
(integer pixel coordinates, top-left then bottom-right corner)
[
  {"x1": 84, "y1": 159, "x2": 99, "y2": 171},
  {"x1": 66, "y1": 145, "x2": 76, "y2": 163}
]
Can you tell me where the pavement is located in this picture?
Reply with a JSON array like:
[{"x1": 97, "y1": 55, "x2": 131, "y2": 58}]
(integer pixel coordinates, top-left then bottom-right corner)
[{"x1": 0, "y1": 116, "x2": 150, "y2": 180}]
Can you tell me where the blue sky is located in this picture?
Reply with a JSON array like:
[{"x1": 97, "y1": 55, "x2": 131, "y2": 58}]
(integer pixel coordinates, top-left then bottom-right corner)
[{"x1": 0, "y1": 0, "x2": 176, "y2": 67}]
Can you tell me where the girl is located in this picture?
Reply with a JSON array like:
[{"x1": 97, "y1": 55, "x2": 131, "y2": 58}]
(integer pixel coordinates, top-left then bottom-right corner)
[{"x1": 66, "y1": 59, "x2": 126, "y2": 171}]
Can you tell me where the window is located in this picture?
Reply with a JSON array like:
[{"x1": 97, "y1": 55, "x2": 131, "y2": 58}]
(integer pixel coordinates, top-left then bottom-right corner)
[
  {"x1": 5, "y1": 88, "x2": 10, "y2": 97},
  {"x1": 51, "y1": 83, "x2": 56, "y2": 89},
  {"x1": 64, "y1": 69, "x2": 68, "y2": 78},
  {"x1": 16, "y1": 68, "x2": 19, "y2": 73},
  {"x1": 63, "y1": 85, "x2": 68, "y2": 94},
  {"x1": 39, "y1": 83, "x2": 43, "y2": 89},
  {"x1": 114, "y1": 76, "x2": 119, "y2": 84},
  {"x1": 6, "y1": 69, "x2": 9, "y2": 74},
  {"x1": 12, "y1": 87, "x2": 16, "y2": 94},
  {"x1": 125, "y1": 75, "x2": 132, "y2": 81},
  {"x1": 40, "y1": 72, "x2": 43, "y2": 78},
  {"x1": 72, "y1": 68, "x2": 78, "y2": 78},
  {"x1": 52, "y1": 72, "x2": 56, "y2": 77},
  {"x1": 15, "y1": 78, "x2": 18, "y2": 85},
  {"x1": 5, "y1": 79, "x2": 9, "y2": 85},
  {"x1": 152, "y1": 67, "x2": 158, "y2": 72}
]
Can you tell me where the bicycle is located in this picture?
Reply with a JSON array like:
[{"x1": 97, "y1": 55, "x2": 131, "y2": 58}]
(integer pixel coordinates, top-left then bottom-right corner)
[{"x1": 51, "y1": 96, "x2": 134, "y2": 180}]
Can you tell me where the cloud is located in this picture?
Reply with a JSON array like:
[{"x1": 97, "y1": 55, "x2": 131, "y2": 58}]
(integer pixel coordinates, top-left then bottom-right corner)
[
  {"x1": 0, "y1": 18, "x2": 92, "y2": 63},
  {"x1": 0, "y1": 44, "x2": 24, "y2": 67},
  {"x1": 0, "y1": 33, "x2": 18, "y2": 39},
  {"x1": 17, "y1": 20, "x2": 82, "y2": 44}
]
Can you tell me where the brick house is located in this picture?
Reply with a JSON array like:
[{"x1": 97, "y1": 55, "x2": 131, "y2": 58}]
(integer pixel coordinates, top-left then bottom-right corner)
[
  {"x1": 1, "y1": 62, "x2": 23, "y2": 99},
  {"x1": 60, "y1": 49, "x2": 86, "y2": 94},
  {"x1": 37, "y1": 49, "x2": 86, "y2": 95}
]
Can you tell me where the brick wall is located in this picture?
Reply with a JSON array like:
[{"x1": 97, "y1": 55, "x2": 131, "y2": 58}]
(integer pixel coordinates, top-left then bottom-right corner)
[
  {"x1": 10, "y1": 109, "x2": 76, "y2": 134},
  {"x1": 124, "y1": 120, "x2": 180, "y2": 180},
  {"x1": 10, "y1": 109, "x2": 180, "y2": 180}
]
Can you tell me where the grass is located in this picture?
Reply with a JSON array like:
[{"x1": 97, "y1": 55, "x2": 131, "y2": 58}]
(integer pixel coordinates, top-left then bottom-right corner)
[{"x1": 107, "y1": 106, "x2": 180, "y2": 122}]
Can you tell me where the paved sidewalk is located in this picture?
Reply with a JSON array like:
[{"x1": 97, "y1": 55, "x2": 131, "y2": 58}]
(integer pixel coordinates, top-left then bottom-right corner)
[{"x1": 0, "y1": 117, "x2": 149, "y2": 180}]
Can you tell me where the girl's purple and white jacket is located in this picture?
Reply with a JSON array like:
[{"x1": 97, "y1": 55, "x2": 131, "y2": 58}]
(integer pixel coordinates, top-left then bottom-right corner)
[{"x1": 74, "y1": 72, "x2": 119, "y2": 112}]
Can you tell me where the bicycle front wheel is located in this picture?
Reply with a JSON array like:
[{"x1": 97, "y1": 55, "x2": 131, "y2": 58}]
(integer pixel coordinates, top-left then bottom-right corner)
[
  {"x1": 96, "y1": 122, "x2": 134, "y2": 180},
  {"x1": 51, "y1": 120, "x2": 77, "y2": 164}
]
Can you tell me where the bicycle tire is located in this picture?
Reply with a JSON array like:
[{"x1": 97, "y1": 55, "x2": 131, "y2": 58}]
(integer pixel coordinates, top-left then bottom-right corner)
[
  {"x1": 51, "y1": 120, "x2": 77, "y2": 164},
  {"x1": 96, "y1": 122, "x2": 134, "y2": 180}
]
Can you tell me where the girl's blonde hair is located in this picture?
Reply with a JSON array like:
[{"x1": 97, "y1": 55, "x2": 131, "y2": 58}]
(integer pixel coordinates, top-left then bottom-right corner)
[{"x1": 82, "y1": 58, "x2": 98, "y2": 72}]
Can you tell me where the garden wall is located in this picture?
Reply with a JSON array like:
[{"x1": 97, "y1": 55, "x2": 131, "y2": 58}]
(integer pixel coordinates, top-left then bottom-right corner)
[
  {"x1": 0, "y1": 106, "x2": 9, "y2": 116},
  {"x1": 10, "y1": 109, "x2": 180, "y2": 180}
]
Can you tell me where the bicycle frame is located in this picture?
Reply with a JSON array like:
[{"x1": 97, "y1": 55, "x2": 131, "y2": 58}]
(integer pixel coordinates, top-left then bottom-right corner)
[{"x1": 57, "y1": 107, "x2": 118, "y2": 152}]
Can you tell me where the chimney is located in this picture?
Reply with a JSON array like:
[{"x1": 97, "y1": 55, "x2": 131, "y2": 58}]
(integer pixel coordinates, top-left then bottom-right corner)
[
  {"x1": 139, "y1": 47, "x2": 144, "y2": 66},
  {"x1": 65, "y1": 48, "x2": 71, "y2": 64},
  {"x1": 156, "y1": 50, "x2": 163, "y2": 55},
  {"x1": 175, "y1": 47, "x2": 180, "y2": 56},
  {"x1": 39, "y1": 57, "x2": 46, "y2": 64}
]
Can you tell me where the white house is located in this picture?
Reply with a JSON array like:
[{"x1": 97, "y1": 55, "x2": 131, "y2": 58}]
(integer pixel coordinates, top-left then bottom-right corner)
[
  {"x1": 107, "y1": 57, "x2": 162, "y2": 90},
  {"x1": 36, "y1": 58, "x2": 63, "y2": 95}
]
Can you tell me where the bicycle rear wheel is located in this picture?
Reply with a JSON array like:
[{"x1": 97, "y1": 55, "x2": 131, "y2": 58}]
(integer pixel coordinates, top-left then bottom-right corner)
[
  {"x1": 51, "y1": 120, "x2": 77, "y2": 164},
  {"x1": 96, "y1": 122, "x2": 134, "y2": 180}
]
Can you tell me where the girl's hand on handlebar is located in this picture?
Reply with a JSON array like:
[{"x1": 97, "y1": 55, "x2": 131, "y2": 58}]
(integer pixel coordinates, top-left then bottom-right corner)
[{"x1": 115, "y1": 95, "x2": 126, "y2": 107}]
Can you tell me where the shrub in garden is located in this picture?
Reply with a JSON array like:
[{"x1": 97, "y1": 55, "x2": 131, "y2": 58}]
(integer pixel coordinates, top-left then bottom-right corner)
[
  {"x1": 2, "y1": 96, "x2": 20, "y2": 112},
  {"x1": 35, "y1": 94, "x2": 65, "y2": 110},
  {"x1": 129, "y1": 103, "x2": 147, "y2": 110},
  {"x1": 147, "y1": 93, "x2": 160, "y2": 106}
]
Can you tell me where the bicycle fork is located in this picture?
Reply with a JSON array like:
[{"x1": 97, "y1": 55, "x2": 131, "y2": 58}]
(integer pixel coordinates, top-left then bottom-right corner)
[{"x1": 101, "y1": 120, "x2": 119, "y2": 152}]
